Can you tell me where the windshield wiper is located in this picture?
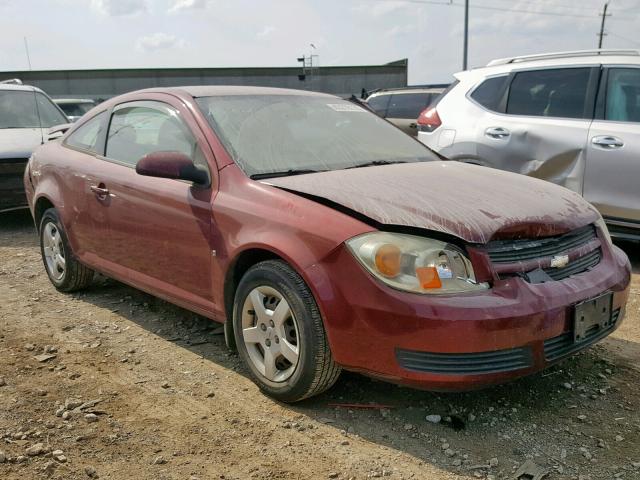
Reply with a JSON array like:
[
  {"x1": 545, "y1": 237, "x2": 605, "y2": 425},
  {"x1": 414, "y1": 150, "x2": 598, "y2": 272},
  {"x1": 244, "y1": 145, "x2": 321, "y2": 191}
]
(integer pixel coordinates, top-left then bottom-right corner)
[
  {"x1": 345, "y1": 160, "x2": 408, "y2": 169},
  {"x1": 250, "y1": 169, "x2": 324, "y2": 180}
]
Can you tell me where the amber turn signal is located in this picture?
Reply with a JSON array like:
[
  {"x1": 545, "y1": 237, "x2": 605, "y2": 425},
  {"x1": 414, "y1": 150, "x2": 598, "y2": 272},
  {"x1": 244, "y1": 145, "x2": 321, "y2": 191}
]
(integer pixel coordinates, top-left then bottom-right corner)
[
  {"x1": 416, "y1": 266, "x2": 442, "y2": 289},
  {"x1": 374, "y1": 244, "x2": 402, "y2": 278}
]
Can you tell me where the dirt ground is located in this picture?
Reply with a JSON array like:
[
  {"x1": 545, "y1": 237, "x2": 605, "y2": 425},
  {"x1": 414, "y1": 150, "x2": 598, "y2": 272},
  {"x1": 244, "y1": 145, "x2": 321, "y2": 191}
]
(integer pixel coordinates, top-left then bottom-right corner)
[{"x1": 1, "y1": 210, "x2": 639, "y2": 480}]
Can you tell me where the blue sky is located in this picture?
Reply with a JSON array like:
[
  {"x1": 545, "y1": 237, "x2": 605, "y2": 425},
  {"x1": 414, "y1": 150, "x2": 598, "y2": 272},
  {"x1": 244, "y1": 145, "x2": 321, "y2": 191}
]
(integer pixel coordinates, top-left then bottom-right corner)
[{"x1": 1, "y1": 0, "x2": 639, "y2": 84}]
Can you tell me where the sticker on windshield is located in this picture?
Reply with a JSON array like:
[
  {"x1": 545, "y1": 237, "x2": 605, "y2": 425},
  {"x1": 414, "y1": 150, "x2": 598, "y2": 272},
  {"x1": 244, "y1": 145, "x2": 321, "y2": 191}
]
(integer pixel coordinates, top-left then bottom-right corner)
[{"x1": 326, "y1": 103, "x2": 365, "y2": 112}]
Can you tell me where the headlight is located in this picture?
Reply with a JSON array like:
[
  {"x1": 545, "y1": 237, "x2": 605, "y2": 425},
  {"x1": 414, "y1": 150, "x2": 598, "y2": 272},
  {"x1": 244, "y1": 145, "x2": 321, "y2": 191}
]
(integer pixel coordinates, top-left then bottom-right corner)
[
  {"x1": 595, "y1": 218, "x2": 612, "y2": 246},
  {"x1": 346, "y1": 232, "x2": 488, "y2": 294}
]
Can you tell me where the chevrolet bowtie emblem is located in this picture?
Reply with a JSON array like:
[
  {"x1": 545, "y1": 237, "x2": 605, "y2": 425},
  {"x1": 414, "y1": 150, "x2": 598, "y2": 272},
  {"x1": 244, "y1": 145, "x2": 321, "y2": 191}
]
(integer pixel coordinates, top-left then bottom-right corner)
[{"x1": 550, "y1": 254, "x2": 569, "y2": 268}]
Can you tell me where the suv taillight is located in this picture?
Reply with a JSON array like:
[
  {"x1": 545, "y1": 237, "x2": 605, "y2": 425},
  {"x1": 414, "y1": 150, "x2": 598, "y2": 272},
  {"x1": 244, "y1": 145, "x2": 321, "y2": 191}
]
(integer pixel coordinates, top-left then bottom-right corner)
[{"x1": 417, "y1": 107, "x2": 441, "y2": 132}]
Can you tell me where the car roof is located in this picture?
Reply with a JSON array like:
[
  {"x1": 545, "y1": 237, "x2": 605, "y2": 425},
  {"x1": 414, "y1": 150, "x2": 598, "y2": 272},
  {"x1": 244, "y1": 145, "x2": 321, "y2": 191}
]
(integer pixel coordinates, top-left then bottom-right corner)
[
  {"x1": 458, "y1": 50, "x2": 640, "y2": 81},
  {"x1": 158, "y1": 85, "x2": 336, "y2": 98},
  {"x1": 54, "y1": 98, "x2": 96, "y2": 104},
  {"x1": 0, "y1": 83, "x2": 45, "y2": 94},
  {"x1": 368, "y1": 87, "x2": 445, "y2": 97}
]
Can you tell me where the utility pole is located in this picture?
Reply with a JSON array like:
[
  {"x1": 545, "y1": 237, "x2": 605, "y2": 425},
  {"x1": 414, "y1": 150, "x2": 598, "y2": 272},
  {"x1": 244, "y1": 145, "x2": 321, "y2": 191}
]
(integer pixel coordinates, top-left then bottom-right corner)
[
  {"x1": 598, "y1": 2, "x2": 610, "y2": 49},
  {"x1": 463, "y1": 0, "x2": 469, "y2": 70}
]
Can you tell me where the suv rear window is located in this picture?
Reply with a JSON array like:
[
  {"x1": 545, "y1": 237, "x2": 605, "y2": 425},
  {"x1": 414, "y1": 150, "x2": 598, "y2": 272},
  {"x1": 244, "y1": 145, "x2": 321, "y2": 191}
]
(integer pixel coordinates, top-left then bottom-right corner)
[
  {"x1": 470, "y1": 75, "x2": 508, "y2": 111},
  {"x1": 506, "y1": 68, "x2": 591, "y2": 119}
]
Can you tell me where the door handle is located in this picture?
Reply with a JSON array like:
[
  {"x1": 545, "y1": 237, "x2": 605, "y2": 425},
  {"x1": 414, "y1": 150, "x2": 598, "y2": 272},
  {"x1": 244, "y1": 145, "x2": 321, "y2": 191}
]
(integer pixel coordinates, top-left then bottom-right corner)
[
  {"x1": 409, "y1": 122, "x2": 417, "y2": 129},
  {"x1": 90, "y1": 185, "x2": 110, "y2": 197},
  {"x1": 485, "y1": 127, "x2": 510, "y2": 139},
  {"x1": 591, "y1": 135, "x2": 624, "y2": 149}
]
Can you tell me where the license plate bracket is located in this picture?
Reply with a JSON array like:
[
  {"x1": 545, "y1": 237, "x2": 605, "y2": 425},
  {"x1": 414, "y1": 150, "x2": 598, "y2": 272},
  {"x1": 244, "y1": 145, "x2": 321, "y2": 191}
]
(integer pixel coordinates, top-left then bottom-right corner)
[{"x1": 573, "y1": 292, "x2": 613, "y2": 343}]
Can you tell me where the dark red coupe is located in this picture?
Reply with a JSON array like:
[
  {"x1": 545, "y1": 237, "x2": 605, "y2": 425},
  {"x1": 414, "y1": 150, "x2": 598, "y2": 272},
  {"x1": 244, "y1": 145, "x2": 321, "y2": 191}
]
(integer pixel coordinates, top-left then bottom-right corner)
[{"x1": 24, "y1": 86, "x2": 631, "y2": 402}]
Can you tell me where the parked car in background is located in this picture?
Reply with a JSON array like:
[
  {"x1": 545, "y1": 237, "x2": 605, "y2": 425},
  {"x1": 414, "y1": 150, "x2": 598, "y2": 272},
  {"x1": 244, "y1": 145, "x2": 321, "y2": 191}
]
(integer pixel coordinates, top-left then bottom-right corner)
[
  {"x1": 54, "y1": 98, "x2": 97, "y2": 122},
  {"x1": 25, "y1": 86, "x2": 630, "y2": 402},
  {"x1": 0, "y1": 80, "x2": 68, "y2": 213},
  {"x1": 365, "y1": 86, "x2": 445, "y2": 136},
  {"x1": 417, "y1": 49, "x2": 640, "y2": 240}
]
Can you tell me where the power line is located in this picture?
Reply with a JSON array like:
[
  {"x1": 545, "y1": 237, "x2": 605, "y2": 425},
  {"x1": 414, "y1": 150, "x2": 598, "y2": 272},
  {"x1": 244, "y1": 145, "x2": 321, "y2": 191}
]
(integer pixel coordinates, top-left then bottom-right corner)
[
  {"x1": 367, "y1": 0, "x2": 637, "y2": 20},
  {"x1": 608, "y1": 31, "x2": 640, "y2": 47},
  {"x1": 452, "y1": 2, "x2": 599, "y2": 18},
  {"x1": 474, "y1": 0, "x2": 602, "y2": 14}
]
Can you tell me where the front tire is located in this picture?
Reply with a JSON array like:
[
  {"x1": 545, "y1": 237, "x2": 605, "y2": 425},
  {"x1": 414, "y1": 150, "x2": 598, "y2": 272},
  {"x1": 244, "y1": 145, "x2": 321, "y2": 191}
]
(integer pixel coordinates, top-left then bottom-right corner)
[
  {"x1": 39, "y1": 208, "x2": 94, "y2": 292},
  {"x1": 233, "y1": 260, "x2": 341, "y2": 402}
]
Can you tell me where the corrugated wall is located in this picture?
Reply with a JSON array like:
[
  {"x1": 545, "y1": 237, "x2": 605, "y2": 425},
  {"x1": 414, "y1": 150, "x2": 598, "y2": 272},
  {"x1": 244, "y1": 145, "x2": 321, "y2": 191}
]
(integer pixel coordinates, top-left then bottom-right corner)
[{"x1": 0, "y1": 60, "x2": 408, "y2": 100}]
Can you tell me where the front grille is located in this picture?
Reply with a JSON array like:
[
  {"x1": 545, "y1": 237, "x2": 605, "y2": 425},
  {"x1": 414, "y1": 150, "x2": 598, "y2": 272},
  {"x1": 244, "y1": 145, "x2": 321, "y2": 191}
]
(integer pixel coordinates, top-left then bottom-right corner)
[
  {"x1": 396, "y1": 346, "x2": 533, "y2": 375},
  {"x1": 487, "y1": 225, "x2": 596, "y2": 263},
  {"x1": 0, "y1": 158, "x2": 28, "y2": 175},
  {"x1": 544, "y1": 248, "x2": 601, "y2": 281},
  {"x1": 544, "y1": 308, "x2": 621, "y2": 362},
  {"x1": 486, "y1": 225, "x2": 601, "y2": 283}
]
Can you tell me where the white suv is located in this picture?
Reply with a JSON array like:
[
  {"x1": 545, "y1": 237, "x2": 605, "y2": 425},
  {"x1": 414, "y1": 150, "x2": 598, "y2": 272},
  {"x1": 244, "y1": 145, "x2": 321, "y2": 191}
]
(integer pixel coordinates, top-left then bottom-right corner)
[{"x1": 417, "y1": 50, "x2": 640, "y2": 240}]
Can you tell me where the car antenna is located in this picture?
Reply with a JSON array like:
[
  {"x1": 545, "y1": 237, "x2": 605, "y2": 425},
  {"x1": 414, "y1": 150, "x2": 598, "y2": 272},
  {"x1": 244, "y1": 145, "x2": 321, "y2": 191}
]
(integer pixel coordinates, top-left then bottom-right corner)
[{"x1": 32, "y1": 87, "x2": 45, "y2": 145}]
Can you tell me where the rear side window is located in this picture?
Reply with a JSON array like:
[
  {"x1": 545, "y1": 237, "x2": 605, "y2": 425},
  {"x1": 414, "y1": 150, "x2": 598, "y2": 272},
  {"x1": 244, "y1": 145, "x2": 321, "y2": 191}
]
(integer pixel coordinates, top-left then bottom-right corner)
[
  {"x1": 386, "y1": 93, "x2": 433, "y2": 119},
  {"x1": 605, "y1": 68, "x2": 640, "y2": 122},
  {"x1": 65, "y1": 111, "x2": 107, "y2": 152},
  {"x1": 366, "y1": 94, "x2": 390, "y2": 116},
  {"x1": 506, "y1": 68, "x2": 591, "y2": 119},
  {"x1": 470, "y1": 75, "x2": 508, "y2": 111}
]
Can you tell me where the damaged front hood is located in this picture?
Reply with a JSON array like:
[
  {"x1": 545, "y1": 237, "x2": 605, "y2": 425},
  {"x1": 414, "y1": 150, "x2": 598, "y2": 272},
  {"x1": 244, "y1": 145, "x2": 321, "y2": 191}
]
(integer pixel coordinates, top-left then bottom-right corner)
[{"x1": 263, "y1": 162, "x2": 600, "y2": 244}]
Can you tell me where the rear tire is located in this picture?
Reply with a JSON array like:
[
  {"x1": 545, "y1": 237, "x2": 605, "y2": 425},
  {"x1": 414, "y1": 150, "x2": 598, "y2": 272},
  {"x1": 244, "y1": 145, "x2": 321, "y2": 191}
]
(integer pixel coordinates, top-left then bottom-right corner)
[
  {"x1": 233, "y1": 260, "x2": 341, "y2": 402},
  {"x1": 39, "y1": 208, "x2": 94, "y2": 292}
]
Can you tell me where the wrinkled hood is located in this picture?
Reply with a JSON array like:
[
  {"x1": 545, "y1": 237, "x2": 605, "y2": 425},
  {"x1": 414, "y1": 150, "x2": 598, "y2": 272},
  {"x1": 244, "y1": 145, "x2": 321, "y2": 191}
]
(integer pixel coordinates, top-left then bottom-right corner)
[
  {"x1": 0, "y1": 128, "x2": 45, "y2": 159},
  {"x1": 264, "y1": 162, "x2": 600, "y2": 244}
]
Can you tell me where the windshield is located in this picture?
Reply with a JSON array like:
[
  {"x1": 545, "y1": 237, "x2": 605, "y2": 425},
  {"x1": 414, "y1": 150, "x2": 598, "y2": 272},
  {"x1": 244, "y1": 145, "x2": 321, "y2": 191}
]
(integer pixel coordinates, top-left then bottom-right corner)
[
  {"x1": 0, "y1": 90, "x2": 68, "y2": 129},
  {"x1": 58, "y1": 102, "x2": 94, "y2": 118},
  {"x1": 196, "y1": 95, "x2": 437, "y2": 177}
]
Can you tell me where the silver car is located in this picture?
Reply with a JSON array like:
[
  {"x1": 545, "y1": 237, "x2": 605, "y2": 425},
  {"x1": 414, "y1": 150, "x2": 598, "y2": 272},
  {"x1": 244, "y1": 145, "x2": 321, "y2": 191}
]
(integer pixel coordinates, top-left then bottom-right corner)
[
  {"x1": 0, "y1": 80, "x2": 68, "y2": 212},
  {"x1": 417, "y1": 49, "x2": 640, "y2": 240}
]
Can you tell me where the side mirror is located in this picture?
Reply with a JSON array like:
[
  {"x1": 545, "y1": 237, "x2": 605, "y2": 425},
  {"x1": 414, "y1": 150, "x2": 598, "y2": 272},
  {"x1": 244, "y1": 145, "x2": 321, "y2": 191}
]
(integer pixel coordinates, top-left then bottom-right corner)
[{"x1": 136, "y1": 151, "x2": 209, "y2": 185}]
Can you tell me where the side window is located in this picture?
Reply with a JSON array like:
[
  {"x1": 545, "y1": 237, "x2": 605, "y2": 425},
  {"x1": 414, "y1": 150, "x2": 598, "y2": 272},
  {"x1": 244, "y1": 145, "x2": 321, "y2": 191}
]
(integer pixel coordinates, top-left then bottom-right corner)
[
  {"x1": 366, "y1": 94, "x2": 390, "y2": 116},
  {"x1": 105, "y1": 103, "x2": 202, "y2": 167},
  {"x1": 506, "y1": 68, "x2": 591, "y2": 119},
  {"x1": 470, "y1": 75, "x2": 508, "y2": 111},
  {"x1": 387, "y1": 93, "x2": 430, "y2": 119},
  {"x1": 65, "y1": 111, "x2": 107, "y2": 152},
  {"x1": 606, "y1": 68, "x2": 640, "y2": 122}
]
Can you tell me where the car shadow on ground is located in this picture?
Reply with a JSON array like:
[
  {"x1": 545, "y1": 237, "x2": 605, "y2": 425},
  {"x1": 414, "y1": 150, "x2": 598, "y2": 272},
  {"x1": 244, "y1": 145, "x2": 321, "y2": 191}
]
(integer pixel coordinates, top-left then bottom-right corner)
[{"x1": 3, "y1": 209, "x2": 639, "y2": 477}]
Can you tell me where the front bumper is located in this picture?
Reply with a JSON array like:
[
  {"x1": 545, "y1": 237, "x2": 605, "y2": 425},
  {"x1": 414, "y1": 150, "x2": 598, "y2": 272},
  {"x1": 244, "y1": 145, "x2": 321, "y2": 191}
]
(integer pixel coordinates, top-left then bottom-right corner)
[{"x1": 304, "y1": 242, "x2": 631, "y2": 391}]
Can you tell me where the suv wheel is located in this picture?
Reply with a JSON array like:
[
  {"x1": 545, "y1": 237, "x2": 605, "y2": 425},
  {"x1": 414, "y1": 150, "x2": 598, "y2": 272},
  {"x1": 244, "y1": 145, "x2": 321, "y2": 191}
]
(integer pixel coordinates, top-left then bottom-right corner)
[
  {"x1": 233, "y1": 260, "x2": 341, "y2": 402},
  {"x1": 39, "y1": 208, "x2": 94, "y2": 292}
]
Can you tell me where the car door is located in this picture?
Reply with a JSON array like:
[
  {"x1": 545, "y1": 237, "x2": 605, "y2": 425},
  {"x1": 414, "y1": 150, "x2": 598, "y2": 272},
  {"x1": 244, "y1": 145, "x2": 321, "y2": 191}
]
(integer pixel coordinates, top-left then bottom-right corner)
[
  {"x1": 59, "y1": 110, "x2": 110, "y2": 258},
  {"x1": 92, "y1": 97, "x2": 216, "y2": 313},
  {"x1": 584, "y1": 66, "x2": 640, "y2": 230},
  {"x1": 472, "y1": 67, "x2": 598, "y2": 194},
  {"x1": 385, "y1": 93, "x2": 431, "y2": 136}
]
